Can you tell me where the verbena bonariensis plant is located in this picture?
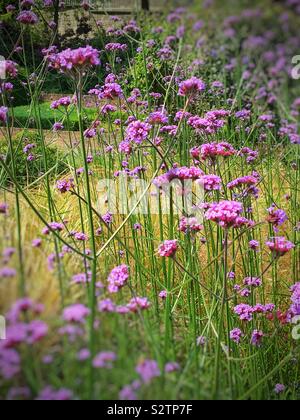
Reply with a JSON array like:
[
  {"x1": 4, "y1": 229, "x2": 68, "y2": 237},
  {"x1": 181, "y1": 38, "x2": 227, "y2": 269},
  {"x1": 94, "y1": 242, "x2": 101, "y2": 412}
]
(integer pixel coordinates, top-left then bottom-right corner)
[{"x1": 0, "y1": 0, "x2": 299, "y2": 401}]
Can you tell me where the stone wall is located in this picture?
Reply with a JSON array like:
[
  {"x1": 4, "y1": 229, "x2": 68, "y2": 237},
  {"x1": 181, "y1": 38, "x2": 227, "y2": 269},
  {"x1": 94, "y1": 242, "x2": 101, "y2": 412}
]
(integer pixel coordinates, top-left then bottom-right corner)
[{"x1": 55, "y1": 0, "x2": 165, "y2": 37}]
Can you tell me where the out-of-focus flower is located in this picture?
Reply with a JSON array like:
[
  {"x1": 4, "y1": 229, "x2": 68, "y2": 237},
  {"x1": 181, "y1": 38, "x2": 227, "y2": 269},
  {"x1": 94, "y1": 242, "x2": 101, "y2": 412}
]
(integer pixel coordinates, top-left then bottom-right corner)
[
  {"x1": 136, "y1": 360, "x2": 160, "y2": 384},
  {"x1": 62, "y1": 304, "x2": 90, "y2": 323},
  {"x1": 107, "y1": 265, "x2": 129, "y2": 293}
]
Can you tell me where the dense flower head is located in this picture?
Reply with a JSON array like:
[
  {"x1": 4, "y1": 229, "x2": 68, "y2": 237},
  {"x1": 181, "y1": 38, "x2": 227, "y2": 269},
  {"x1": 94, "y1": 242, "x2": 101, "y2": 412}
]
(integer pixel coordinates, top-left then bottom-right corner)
[
  {"x1": 239, "y1": 147, "x2": 259, "y2": 163},
  {"x1": 50, "y1": 97, "x2": 72, "y2": 109},
  {"x1": 101, "y1": 104, "x2": 117, "y2": 114},
  {"x1": 253, "y1": 303, "x2": 275, "y2": 314},
  {"x1": 178, "y1": 77, "x2": 206, "y2": 97},
  {"x1": 48, "y1": 46, "x2": 100, "y2": 74},
  {"x1": 53, "y1": 122, "x2": 64, "y2": 131},
  {"x1": 118, "y1": 140, "x2": 132, "y2": 155},
  {"x1": 126, "y1": 120, "x2": 151, "y2": 144},
  {"x1": 249, "y1": 240, "x2": 260, "y2": 250},
  {"x1": 0, "y1": 0, "x2": 299, "y2": 401},
  {"x1": 71, "y1": 272, "x2": 91, "y2": 285},
  {"x1": 147, "y1": 111, "x2": 169, "y2": 125},
  {"x1": 227, "y1": 174, "x2": 259, "y2": 190},
  {"x1": 107, "y1": 265, "x2": 130, "y2": 293},
  {"x1": 157, "y1": 46, "x2": 174, "y2": 61},
  {"x1": 230, "y1": 328, "x2": 244, "y2": 344},
  {"x1": 56, "y1": 179, "x2": 74, "y2": 193},
  {"x1": 98, "y1": 299, "x2": 116, "y2": 313},
  {"x1": 95, "y1": 82, "x2": 123, "y2": 100},
  {"x1": 160, "y1": 125, "x2": 178, "y2": 136},
  {"x1": 266, "y1": 237, "x2": 295, "y2": 257},
  {"x1": 153, "y1": 166, "x2": 204, "y2": 188},
  {"x1": 266, "y1": 205, "x2": 288, "y2": 231},
  {"x1": 243, "y1": 277, "x2": 262, "y2": 287},
  {"x1": 188, "y1": 111, "x2": 229, "y2": 135},
  {"x1": 205, "y1": 200, "x2": 244, "y2": 228},
  {"x1": 0, "y1": 60, "x2": 18, "y2": 79},
  {"x1": 234, "y1": 303, "x2": 254, "y2": 321},
  {"x1": 6, "y1": 4, "x2": 16, "y2": 12},
  {"x1": 198, "y1": 174, "x2": 222, "y2": 191},
  {"x1": 16, "y1": 10, "x2": 39, "y2": 25},
  {"x1": 192, "y1": 142, "x2": 236, "y2": 160},
  {"x1": 274, "y1": 384, "x2": 286, "y2": 395},
  {"x1": 158, "y1": 240, "x2": 178, "y2": 257}
]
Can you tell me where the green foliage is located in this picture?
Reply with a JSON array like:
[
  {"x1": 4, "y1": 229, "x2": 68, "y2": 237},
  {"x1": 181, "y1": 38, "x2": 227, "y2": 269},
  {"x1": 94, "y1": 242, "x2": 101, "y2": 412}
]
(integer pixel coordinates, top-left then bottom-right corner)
[
  {"x1": 11, "y1": 102, "x2": 97, "y2": 131},
  {"x1": 125, "y1": 48, "x2": 172, "y2": 96},
  {"x1": 0, "y1": 131, "x2": 67, "y2": 187}
]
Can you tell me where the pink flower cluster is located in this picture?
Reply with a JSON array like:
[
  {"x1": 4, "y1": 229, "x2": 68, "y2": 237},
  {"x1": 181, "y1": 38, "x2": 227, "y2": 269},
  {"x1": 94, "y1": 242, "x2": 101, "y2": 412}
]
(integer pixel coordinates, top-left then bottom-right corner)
[
  {"x1": 126, "y1": 120, "x2": 152, "y2": 144},
  {"x1": 48, "y1": 46, "x2": 100, "y2": 74},
  {"x1": 50, "y1": 97, "x2": 73, "y2": 109},
  {"x1": 107, "y1": 265, "x2": 130, "y2": 293},
  {"x1": 98, "y1": 296, "x2": 151, "y2": 314},
  {"x1": 16, "y1": 10, "x2": 39, "y2": 25},
  {"x1": 0, "y1": 299, "x2": 48, "y2": 380},
  {"x1": 158, "y1": 240, "x2": 178, "y2": 257},
  {"x1": 266, "y1": 205, "x2": 288, "y2": 232},
  {"x1": 93, "y1": 82, "x2": 123, "y2": 100},
  {"x1": 178, "y1": 77, "x2": 206, "y2": 97},
  {"x1": 230, "y1": 328, "x2": 244, "y2": 344},
  {"x1": 234, "y1": 303, "x2": 275, "y2": 322},
  {"x1": 56, "y1": 179, "x2": 74, "y2": 193},
  {"x1": 243, "y1": 277, "x2": 262, "y2": 287},
  {"x1": 266, "y1": 237, "x2": 295, "y2": 257},
  {"x1": 179, "y1": 217, "x2": 203, "y2": 234},
  {"x1": 0, "y1": 60, "x2": 18, "y2": 78},
  {"x1": 227, "y1": 175, "x2": 259, "y2": 190},
  {"x1": 191, "y1": 142, "x2": 236, "y2": 161},
  {"x1": 198, "y1": 174, "x2": 222, "y2": 191},
  {"x1": 153, "y1": 166, "x2": 204, "y2": 188},
  {"x1": 105, "y1": 43, "x2": 128, "y2": 52},
  {"x1": 147, "y1": 111, "x2": 169, "y2": 125},
  {"x1": 188, "y1": 110, "x2": 229, "y2": 135},
  {"x1": 205, "y1": 200, "x2": 244, "y2": 228},
  {"x1": 136, "y1": 360, "x2": 161, "y2": 384}
]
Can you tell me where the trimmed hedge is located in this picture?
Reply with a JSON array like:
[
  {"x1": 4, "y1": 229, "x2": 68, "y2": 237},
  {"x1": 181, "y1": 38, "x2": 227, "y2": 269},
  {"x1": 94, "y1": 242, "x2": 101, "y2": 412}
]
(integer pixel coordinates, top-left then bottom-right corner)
[{"x1": 11, "y1": 102, "x2": 98, "y2": 131}]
